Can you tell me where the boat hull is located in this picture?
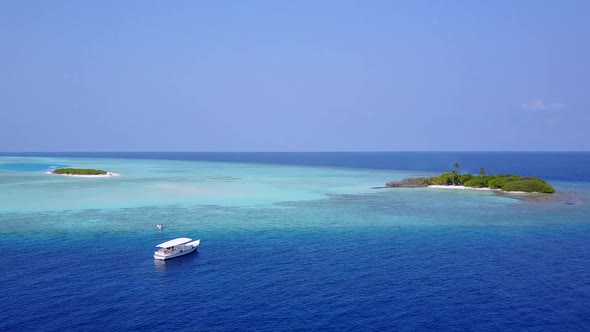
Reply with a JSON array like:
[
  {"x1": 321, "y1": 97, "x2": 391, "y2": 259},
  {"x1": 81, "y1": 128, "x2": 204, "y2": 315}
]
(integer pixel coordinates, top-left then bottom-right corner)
[{"x1": 154, "y1": 245, "x2": 197, "y2": 260}]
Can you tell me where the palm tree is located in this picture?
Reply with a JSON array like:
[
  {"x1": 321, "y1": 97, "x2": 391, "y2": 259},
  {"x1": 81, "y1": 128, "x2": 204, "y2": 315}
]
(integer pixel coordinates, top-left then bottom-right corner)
[
  {"x1": 450, "y1": 170, "x2": 458, "y2": 185},
  {"x1": 479, "y1": 167, "x2": 486, "y2": 177},
  {"x1": 454, "y1": 163, "x2": 460, "y2": 172}
]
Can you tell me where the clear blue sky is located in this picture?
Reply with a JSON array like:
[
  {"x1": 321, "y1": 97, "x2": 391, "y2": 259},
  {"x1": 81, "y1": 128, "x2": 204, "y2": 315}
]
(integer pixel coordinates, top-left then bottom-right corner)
[{"x1": 1, "y1": 0, "x2": 588, "y2": 151}]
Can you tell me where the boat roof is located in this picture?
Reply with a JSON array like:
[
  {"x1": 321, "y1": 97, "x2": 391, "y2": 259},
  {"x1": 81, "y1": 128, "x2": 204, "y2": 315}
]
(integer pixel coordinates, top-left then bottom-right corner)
[{"x1": 156, "y1": 237, "x2": 192, "y2": 248}]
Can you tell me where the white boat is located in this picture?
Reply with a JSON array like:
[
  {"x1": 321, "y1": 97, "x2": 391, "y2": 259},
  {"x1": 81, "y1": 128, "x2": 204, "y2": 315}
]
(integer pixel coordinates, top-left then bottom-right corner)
[
  {"x1": 156, "y1": 224, "x2": 164, "y2": 230},
  {"x1": 154, "y1": 237, "x2": 200, "y2": 260}
]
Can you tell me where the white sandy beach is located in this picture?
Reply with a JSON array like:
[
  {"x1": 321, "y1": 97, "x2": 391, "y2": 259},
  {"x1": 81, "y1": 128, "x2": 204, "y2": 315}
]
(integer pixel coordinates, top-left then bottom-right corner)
[
  {"x1": 428, "y1": 185, "x2": 497, "y2": 191},
  {"x1": 427, "y1": 185, "x2": 533, "y2": 194}
]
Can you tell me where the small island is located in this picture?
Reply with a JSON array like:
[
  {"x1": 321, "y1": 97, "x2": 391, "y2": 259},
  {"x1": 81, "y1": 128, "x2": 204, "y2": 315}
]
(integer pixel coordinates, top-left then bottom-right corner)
[
  {"x1": 386, "y1": 164, "x2": 555, "y2": 194},
  {"x1": 50, "y1": 168, "x2": 120, "y2": 178}
]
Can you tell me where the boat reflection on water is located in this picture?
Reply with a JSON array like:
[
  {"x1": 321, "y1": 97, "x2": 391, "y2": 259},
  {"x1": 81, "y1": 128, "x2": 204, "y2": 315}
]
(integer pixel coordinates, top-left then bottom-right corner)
[
  {"x1": 154, "y1": 259, "x2": 167, "y2": 272},
  {"x1": 153, "y1": 251, "x2": 199, "y2": 273}
]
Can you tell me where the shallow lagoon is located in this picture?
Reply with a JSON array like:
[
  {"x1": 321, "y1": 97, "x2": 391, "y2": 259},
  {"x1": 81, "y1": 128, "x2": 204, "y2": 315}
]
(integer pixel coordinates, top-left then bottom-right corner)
[{"x1": 0, "y1": 156, "x2": 414, "y2": 212}]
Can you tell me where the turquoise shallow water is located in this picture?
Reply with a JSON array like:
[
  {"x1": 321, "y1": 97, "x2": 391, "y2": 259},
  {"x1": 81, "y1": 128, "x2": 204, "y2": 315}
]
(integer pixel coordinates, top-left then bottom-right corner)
[
  {"x1": 1, "y1": 154, "x2": 589, "y2": 331},
  {"x1": 0, "y1": 156, "x2": 417, "y2": 212}
]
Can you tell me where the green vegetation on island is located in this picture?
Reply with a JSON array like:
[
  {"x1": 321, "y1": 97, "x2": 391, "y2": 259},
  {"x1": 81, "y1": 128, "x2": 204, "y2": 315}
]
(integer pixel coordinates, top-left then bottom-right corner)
[
  {"x1": 52, "y1": 168, "x2": 108, "y2": 175},
  {"x1": 386, "y1": 164, "x2": 555, "y2": 193}
]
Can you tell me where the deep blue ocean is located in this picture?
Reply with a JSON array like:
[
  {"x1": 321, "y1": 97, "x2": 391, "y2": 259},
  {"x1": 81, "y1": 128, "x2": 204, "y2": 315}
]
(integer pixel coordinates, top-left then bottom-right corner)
[{"x1": 1, "y1": 152, "x2": 589, "y2": 331}]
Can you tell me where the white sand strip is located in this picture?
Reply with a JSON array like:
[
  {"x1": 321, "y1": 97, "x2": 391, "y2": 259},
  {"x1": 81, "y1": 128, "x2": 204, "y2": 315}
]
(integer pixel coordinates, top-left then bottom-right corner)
[
  {"x1": 427, "y1": 185, "x2": 541, "y2": 194},
  {"x1": 427, "y1": 185, "x2": 498, "y2": 191}
]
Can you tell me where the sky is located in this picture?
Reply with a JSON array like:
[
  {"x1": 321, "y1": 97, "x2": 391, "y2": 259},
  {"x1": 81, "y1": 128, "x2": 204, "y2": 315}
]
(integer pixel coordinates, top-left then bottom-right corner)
[{"x1": 1, "y1": 0, "x2": 589, "y2": 152}]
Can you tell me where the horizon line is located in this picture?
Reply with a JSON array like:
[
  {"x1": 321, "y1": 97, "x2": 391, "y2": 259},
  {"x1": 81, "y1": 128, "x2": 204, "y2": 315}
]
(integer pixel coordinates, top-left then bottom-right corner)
[{"x1": 1, "y1": 150, "x2": 590, "y2": 154}]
